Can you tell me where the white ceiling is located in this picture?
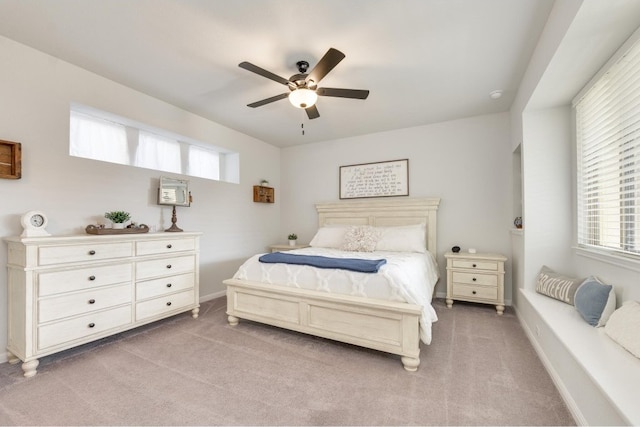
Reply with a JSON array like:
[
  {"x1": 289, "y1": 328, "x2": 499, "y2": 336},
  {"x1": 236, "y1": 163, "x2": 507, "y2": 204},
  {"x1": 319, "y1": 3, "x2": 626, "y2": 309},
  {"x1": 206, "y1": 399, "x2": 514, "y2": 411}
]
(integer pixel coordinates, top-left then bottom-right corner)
[{"x1": 0, "y1": 0, "x2": 557, "y2": 147}]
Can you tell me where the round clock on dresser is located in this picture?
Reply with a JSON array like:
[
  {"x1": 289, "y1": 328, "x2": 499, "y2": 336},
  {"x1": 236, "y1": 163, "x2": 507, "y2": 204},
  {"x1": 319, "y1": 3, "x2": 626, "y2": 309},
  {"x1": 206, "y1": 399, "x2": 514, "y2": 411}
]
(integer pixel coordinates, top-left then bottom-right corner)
[{"x1": 20, "y1": 210, "x2": 51, "y2": 237}]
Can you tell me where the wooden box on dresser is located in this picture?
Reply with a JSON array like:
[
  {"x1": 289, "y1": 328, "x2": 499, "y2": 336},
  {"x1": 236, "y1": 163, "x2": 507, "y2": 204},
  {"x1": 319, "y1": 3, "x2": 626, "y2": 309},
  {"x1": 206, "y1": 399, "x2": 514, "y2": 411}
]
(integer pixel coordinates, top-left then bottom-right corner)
[
  {"x1": 444, "y1": 251, "x2": 507, "y2": 315},
  {"x1": 4, "y1": 232, "x2": 201, "y2": 377}
]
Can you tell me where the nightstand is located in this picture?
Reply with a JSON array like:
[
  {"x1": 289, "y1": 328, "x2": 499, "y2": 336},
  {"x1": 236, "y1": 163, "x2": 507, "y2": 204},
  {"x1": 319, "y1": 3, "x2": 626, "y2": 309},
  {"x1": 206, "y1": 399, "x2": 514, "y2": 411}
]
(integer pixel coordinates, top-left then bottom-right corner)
[
  {"x1": 445, "y1": 251, "x2": 507, "y2": 315},
  {"x1": 269, "y1": 243, "x2": 310, "y2": 253}
]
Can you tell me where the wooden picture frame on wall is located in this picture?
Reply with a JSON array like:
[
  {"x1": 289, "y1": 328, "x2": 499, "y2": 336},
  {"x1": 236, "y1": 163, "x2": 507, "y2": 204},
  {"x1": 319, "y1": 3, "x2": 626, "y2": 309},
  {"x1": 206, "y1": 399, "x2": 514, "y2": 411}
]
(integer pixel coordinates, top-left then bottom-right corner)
[
  {"x1": 339, "y1": 159, "x2": 409, "y2": 199},
  {"x1": 0, "y1": 139, "x2": 22, "y2": 179}
]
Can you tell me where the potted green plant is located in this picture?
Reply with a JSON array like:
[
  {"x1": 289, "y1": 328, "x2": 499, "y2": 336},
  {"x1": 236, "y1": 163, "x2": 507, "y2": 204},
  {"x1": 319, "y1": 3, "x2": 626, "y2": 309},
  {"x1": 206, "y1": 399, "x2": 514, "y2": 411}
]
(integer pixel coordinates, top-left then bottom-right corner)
[
  {"x1": 288, "y1": 233, "x2": 298, "y2": 246},
  {"x1": 105, "y1": 211, "x2": 131, "y2": 229}
]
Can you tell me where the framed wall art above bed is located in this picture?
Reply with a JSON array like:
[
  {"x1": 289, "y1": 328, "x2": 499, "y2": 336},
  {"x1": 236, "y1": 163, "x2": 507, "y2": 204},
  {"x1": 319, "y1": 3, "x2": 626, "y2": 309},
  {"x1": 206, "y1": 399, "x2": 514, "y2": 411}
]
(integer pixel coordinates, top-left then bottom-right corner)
[{"x1": 339, "y1": 159, "x2": 408, "y2": 199}]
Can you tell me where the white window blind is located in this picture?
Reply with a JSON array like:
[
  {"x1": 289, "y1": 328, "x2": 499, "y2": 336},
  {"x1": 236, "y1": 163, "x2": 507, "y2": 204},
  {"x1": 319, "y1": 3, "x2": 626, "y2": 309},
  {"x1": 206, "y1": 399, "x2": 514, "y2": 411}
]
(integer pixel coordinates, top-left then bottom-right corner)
[{"x1": 576, "y1": 35, "x2": 640, "y2": 257}]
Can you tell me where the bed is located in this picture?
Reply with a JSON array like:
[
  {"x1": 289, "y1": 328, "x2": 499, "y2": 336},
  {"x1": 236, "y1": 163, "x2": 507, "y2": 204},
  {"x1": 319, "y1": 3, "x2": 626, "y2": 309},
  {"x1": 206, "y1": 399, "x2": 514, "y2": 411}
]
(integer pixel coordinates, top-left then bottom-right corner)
[{"x1": 223, "y1": 197, "x2": 440, "y2": 371}]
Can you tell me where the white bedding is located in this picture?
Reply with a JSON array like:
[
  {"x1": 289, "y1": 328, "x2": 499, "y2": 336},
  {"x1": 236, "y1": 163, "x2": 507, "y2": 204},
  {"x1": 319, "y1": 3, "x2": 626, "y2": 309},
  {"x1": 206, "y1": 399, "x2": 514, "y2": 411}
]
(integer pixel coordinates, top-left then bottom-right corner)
[{"x1": 232, "y1": 247, "x2": 439, "y2": 344}]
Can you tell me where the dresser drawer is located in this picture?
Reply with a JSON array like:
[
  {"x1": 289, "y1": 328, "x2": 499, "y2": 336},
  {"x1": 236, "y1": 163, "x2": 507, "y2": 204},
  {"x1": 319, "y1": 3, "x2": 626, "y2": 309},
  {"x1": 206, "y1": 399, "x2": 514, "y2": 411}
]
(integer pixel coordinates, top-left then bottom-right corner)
[
  {"x1": 38, "y1": 305, "x2": 132, "y2": 350},
  {"x1": 38, "y1": 263, "x2": 133, "y2": 296},
  {"x1": 39, "y1": 284, "x2": 132, "y2": 323},
  {"x1": 136, "y1": 255, "x2": 195, "y2": 280},
  {"x1": 135, "y1": 289, "x2": 195, "y2": 321},
  {"x1": 451, "y1": 259, "x2": 499, "y2": 271},
  {"x1": 136, "y1": 273, "x2": 195, "y2": 301},
  {"x1": 38, "y1": 242, "x2": 133, "y2": 266},
  {"x1": 136, "y1": 238, "x2": 196, "y2": 256},
  {"x1": 452, "y1": 284, "x2": 498, "y2": 301},
  {"x1": 452, "y1": 271, "x2": 498, "y2": 287}
]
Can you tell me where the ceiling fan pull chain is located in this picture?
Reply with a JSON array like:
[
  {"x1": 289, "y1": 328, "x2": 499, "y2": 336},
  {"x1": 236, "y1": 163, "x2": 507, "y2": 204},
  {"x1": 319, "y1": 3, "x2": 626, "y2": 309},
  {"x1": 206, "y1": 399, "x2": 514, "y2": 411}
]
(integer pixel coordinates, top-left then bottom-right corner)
[{"x1": 301, "y1": 123, "x2": 305, "y2": 136}]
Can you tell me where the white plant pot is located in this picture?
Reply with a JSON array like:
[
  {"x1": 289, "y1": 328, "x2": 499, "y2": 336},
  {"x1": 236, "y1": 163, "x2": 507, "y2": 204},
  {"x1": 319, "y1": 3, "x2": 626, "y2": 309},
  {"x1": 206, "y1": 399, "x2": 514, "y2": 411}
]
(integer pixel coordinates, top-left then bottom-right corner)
[
  {"x1": 112, "y1": 223, "x2": 125, "y2": 229},
  {"x1": 289, "y1": 240, "x2": 296, "y2": 246}
]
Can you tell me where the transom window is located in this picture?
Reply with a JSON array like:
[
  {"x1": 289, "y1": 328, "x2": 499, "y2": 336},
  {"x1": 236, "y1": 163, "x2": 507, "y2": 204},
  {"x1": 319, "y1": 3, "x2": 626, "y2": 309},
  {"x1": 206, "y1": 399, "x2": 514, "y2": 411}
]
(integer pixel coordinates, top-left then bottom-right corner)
[{"x1": 69, "y1": 105, "x2": 238, "y2": 183}]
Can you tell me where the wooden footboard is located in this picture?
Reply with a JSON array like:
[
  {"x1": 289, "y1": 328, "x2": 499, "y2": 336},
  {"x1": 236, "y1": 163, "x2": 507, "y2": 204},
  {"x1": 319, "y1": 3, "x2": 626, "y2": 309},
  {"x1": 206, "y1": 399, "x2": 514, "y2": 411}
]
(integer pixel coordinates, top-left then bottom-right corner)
[{"x1": 224, "y1": 278, "x2": 422, "y2": 371}]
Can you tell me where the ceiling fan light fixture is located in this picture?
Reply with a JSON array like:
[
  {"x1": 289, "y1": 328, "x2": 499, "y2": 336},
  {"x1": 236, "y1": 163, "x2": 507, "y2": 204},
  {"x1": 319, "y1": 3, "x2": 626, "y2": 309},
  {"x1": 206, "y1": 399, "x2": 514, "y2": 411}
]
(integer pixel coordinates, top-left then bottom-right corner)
[{"x1": 289, "y1": 88, "x2": 318, "y2": 109}]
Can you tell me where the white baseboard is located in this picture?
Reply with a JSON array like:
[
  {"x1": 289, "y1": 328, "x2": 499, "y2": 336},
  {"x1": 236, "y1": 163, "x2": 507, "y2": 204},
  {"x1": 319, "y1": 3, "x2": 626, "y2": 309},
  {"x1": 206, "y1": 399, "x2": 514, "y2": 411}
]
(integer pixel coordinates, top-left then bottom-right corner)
[{"x1": 200, "y1": 290, "x2": 226, "y2": 302}]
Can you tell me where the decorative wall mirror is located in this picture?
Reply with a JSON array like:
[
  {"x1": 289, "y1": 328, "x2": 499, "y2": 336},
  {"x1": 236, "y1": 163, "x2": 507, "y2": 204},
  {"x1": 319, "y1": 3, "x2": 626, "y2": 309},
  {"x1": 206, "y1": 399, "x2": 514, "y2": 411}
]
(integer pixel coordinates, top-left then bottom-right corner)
[
  {"x1": 158, "y1": 176, "x2": 190, "y2": 207},
  {"x1": 158, "y1": 176, "x2": 191, "y2": 232}
]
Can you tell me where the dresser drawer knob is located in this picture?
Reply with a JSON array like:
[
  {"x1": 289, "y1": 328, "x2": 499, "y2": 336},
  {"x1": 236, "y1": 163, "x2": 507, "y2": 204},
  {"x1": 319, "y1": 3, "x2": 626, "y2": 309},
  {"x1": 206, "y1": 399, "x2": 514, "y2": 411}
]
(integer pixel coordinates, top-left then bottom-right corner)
[
  {"x1": 88, "y1": 323, "x2": 95, "y2": 328},
  {"x1": 89, "y1": 250, "x2": 96, "y2": 255},
  {"x1": 472, "y1": 263, "x2": 477, "y2": 268},
  {"x1": 88, "y1": 299, "x2": 96, "y2": 304},
  {"x1": 167, "y1": 244, "x2": 172, "y2": 249},
  {"x1": 166, "y1": 283, "x2": 172, "y2": 288},
  {"x1": 89, "y1": 275, "x2": 96, "y2": 281},
  {"x1": 166, "y1": 301, "x2": 172, "y2": 306},
  {"x1": 472, "y1": 290, "x2": 477, "y2": 295},
  {"x1": 166, "y1": 264, "x2": 172, "y2": 269},
  {"x1": 472, "y1": 277, "x2": 477, "y2": 282}
]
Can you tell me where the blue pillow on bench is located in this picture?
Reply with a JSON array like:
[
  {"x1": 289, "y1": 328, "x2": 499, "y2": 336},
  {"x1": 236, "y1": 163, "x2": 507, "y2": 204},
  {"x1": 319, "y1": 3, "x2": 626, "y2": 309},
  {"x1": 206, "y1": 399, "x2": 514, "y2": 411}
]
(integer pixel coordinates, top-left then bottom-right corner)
[{"x1": 574, "y1": 276, "x2": 616, "y2": 327}]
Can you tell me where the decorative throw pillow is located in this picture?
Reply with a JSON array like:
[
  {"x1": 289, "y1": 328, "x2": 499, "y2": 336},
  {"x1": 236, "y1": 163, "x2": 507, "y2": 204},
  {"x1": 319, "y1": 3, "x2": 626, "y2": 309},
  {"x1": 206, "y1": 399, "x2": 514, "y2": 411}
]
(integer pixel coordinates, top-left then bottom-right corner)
[
  {"x1": 535, "y1": 266, "x2": 583, "y2": 305},
  {"x1": 375, "y1": 223, "x2": 427, "y2": 253},
  {"x1": 574, "y1": 276, "x2": 616, "y2": 327},
  {"x1": 309, "y1": 226, "x2": 349, "y2": 248},
  {"x1": 340, "y1": 226, "x2": 381, "y2": 252},
  {"x1": 605, "y1": 300, "x2": 640, "y2": 359}
]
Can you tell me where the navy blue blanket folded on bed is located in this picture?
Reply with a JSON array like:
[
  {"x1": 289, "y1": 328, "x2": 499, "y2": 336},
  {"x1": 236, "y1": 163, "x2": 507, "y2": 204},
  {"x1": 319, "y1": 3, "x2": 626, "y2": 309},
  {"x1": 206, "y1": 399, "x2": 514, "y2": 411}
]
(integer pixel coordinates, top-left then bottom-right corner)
[{"x1": 258, "y1": 252, "x2": 387, "y2": 273}]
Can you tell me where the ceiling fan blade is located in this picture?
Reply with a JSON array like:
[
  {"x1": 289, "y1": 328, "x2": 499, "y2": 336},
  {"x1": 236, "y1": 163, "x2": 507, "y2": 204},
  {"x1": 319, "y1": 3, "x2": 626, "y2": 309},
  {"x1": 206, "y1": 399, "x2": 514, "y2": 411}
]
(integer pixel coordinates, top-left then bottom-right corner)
[
  {"x1": 306, "y1": 48, "x2": 345, "y2": 86},
  {"x1": 316, "y1": 87, "x2": 370, "y2": 99},
  {"x1": 247, "y1": 93, "x2": 289, "y2": 108},
  {"x1": 239, "y1": 62, "x2": 291, "y2": 86},
  {"x1": 306, "y1": 105, "x2": 320, "y2": 120}
]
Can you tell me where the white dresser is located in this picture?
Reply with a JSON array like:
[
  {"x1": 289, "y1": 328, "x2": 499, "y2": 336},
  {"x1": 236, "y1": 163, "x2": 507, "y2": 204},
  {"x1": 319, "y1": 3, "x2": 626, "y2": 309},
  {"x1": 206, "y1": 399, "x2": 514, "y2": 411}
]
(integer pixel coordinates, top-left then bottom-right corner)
[{"x1": 4, "y1": 232, "x2": 201, "y2": 377}]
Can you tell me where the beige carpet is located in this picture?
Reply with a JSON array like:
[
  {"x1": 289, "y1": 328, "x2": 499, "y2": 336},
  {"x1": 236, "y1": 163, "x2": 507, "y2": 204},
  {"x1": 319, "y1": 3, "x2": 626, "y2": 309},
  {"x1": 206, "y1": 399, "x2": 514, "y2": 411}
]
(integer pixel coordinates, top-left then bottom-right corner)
[{"x1": 0, "y1": 297, "x2": 574, "y2": 426}]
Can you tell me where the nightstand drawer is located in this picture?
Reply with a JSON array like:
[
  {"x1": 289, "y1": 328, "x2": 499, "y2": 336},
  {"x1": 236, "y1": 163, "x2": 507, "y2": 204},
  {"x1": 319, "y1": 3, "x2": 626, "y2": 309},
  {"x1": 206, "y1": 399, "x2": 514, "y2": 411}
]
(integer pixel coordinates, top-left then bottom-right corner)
[
  {"x1": 452, "y1": 284, "x2": 498, "y2": 300},
  {"x1": 451, "y1": 259, "x2": 498, "y2": 271},
  {"x1": 452, "y1": 271, "x2": 497, "y2": 287}
]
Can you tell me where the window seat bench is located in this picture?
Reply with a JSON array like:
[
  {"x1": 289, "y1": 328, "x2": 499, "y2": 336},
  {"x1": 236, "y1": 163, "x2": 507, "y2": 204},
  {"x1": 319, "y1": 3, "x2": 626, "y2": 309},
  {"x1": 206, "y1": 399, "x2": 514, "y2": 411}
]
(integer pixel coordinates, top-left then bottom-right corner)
[{"x1": 518, "y1": 289, "x2": 640, "y2": 426}]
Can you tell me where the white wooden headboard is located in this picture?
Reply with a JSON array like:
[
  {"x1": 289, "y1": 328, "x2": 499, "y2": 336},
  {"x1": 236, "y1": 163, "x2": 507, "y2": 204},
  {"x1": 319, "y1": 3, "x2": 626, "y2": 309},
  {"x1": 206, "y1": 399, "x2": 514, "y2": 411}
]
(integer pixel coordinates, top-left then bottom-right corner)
[{"x1": 315, "y1": 198, "x2": 441, "y2": 255}]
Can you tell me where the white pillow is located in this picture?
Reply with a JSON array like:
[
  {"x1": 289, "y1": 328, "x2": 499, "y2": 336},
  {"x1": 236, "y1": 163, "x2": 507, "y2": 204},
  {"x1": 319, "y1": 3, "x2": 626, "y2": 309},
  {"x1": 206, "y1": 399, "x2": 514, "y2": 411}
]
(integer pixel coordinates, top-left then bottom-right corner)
[
  {"x1": 341, "y1": 226, "x2": 381, "y2": 252},
  {"x1": 375, "y1": 223, "x2": 427, "y2": 253},
  {"x1": 605, "y1": 300, "x2": 640, "y2": 359},
  {"x1": 309, "y1": 225, "x2": 350, "y2": 248}
]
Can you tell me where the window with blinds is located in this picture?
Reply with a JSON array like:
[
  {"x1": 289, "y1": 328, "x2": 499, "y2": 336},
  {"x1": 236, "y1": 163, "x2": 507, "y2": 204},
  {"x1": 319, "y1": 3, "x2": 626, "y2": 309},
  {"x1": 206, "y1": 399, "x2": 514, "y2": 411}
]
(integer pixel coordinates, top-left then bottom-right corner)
[{"x1": 575, "y1": 33, "x2": 640, "y2": 257}]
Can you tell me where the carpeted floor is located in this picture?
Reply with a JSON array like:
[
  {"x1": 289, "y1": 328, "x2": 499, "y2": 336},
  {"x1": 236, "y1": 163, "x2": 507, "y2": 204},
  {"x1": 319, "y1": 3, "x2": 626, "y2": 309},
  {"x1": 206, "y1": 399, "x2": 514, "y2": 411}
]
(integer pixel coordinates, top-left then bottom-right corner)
[{"x1": 0, "y1": 297, "x2": 575, "y2": 426}]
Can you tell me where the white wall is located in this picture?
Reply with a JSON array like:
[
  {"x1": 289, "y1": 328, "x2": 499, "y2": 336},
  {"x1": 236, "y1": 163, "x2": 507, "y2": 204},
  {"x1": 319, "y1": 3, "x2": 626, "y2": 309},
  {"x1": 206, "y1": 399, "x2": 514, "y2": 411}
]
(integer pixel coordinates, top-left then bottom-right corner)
[
  {"x1": 280, "y1": 113, "x2": 513, "y2": 298},
  {"x1": 0, "y1": 36, "x2": 282, "y2": 362},
  {"x1": 521, "y1": 106, "x2": 574, "y2": 288}
]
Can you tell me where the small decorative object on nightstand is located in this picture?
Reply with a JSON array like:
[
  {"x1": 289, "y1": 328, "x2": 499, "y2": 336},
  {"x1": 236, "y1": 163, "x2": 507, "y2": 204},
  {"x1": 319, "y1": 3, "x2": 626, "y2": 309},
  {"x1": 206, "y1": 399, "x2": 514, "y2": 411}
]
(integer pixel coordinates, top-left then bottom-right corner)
[
  {"x1": 288, "y1": 233, "x2": 298, "y2": 246},
  {"x1": 445, "y1": 251, "x2": 507, "y2": 315}
]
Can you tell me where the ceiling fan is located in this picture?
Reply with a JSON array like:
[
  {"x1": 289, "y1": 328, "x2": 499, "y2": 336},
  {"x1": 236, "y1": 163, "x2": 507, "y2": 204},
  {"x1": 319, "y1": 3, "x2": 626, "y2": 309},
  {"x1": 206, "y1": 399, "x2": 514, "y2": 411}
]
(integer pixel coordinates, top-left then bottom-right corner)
[{"x1": 238, "y1": 48, "x2": 369, "y2": 120}]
